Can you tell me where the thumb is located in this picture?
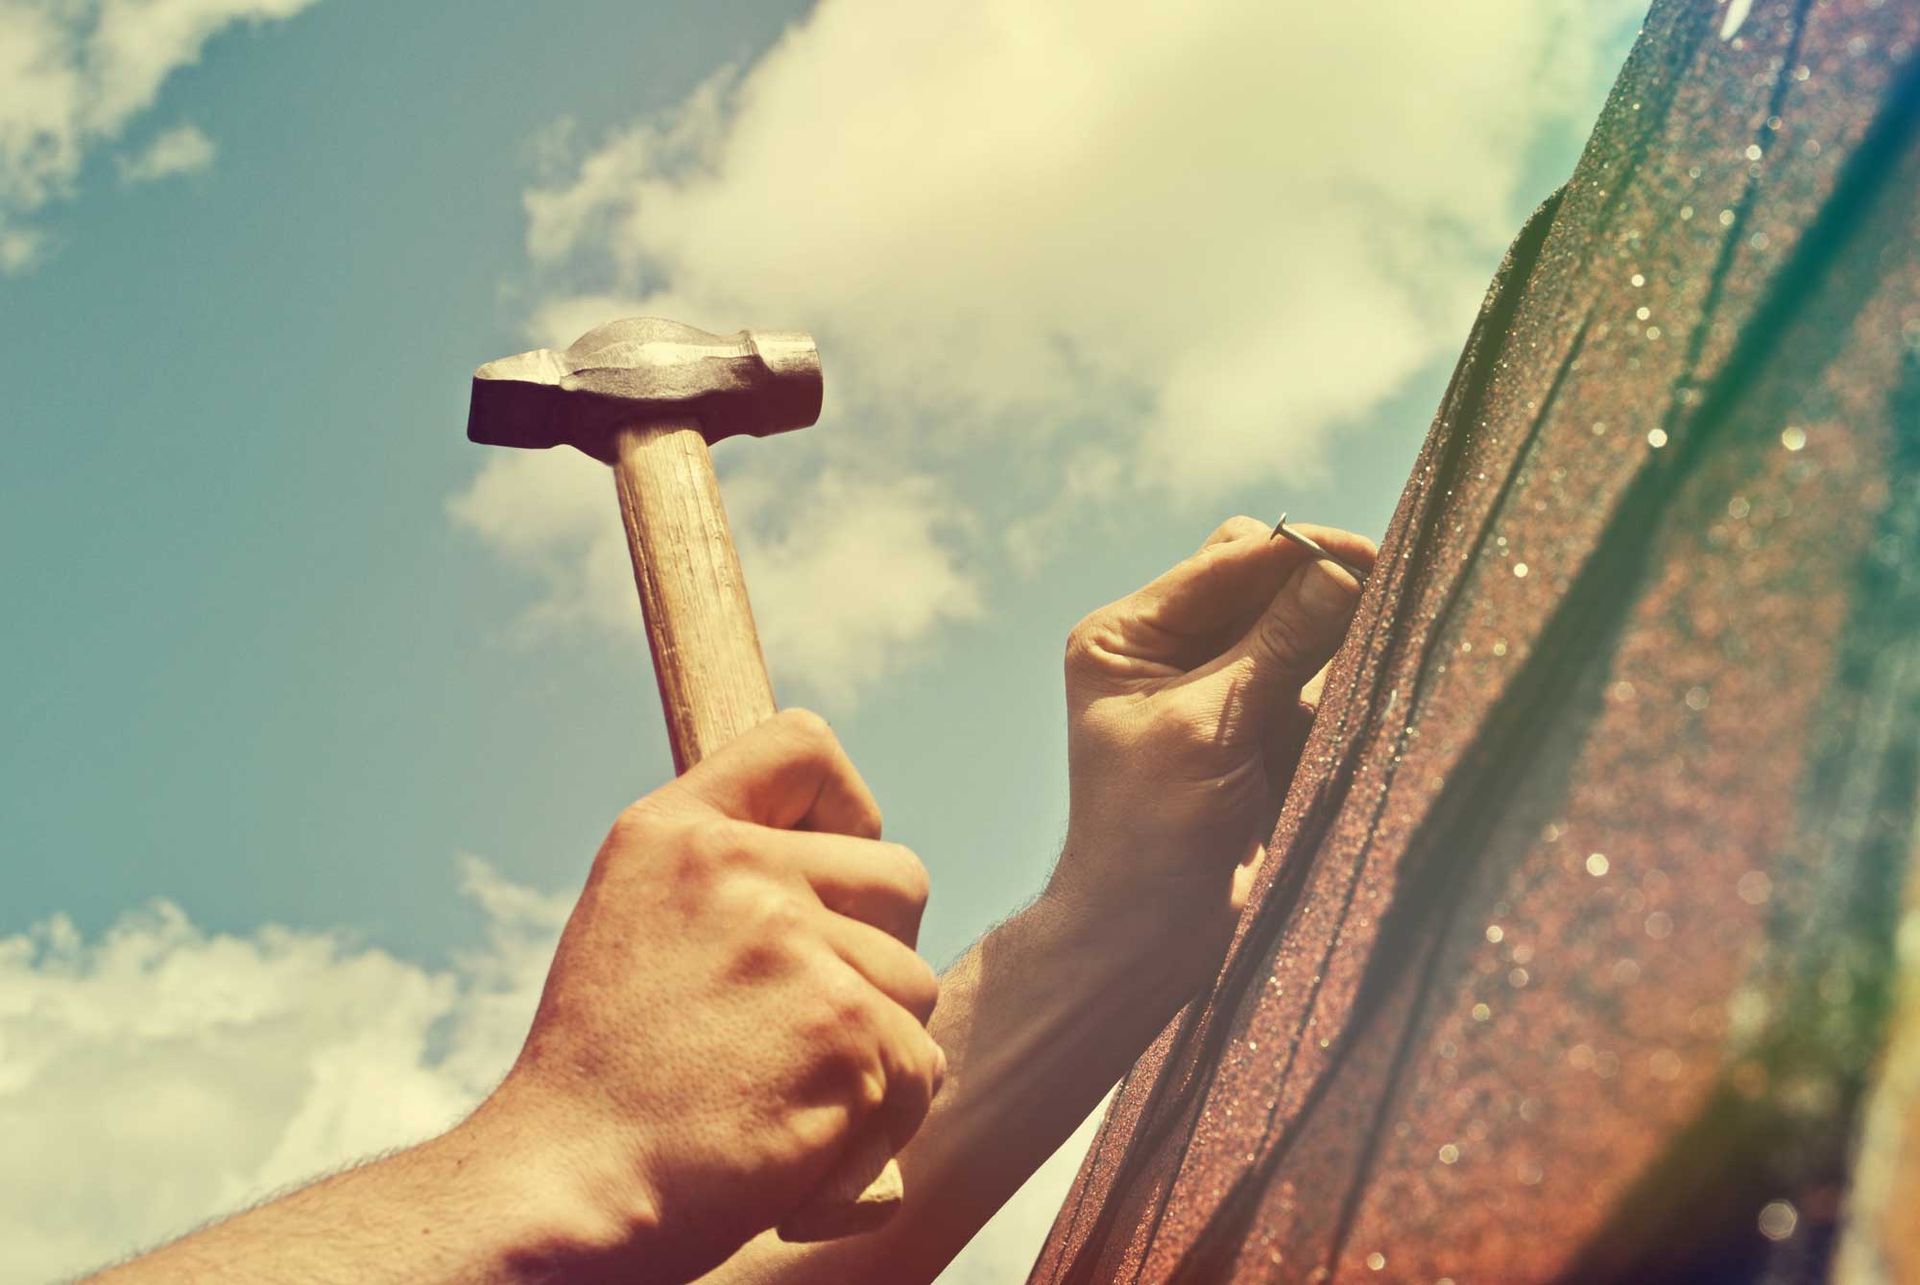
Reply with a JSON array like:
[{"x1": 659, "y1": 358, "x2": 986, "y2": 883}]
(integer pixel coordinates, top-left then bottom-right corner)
[{"x1": 1210, "y1": 557, "x2": 1363, "y2": 703}]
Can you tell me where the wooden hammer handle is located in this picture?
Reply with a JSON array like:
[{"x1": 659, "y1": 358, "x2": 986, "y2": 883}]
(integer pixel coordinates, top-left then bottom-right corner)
[{"x1": 611, "y1": 421, "x2": 906, "y2": 1242}]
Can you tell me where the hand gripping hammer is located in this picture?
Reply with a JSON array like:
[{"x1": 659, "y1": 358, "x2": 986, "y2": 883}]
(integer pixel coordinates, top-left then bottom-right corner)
[{"x1": 466, "y1": 316, "x2": 903, "y2": 1242}]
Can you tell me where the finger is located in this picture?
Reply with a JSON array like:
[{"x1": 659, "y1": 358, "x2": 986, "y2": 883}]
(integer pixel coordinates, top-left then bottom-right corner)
[
  {"x1": 805, "y1": 955, "x2": 944, "y2": 1153},
  {"x1": 1200, "y1": 516, "x2": 1378, "y2": 567},
  {"x1": 1084, "y1": 535, "x2": 1310, "y2": 671},
  {"x1": 1092, "y1": 522, "x2": 1373, "y2": 672},
  {"x1": 666, "y1": 709, "x2": 884, "y2": 838},
  {"x1": 816, "y1": 913, "x2": 940, "y2": 1024},
  {"x1": 1231, "y1": 844, "x2": 1267, "y2": 916},
  {"x1": 1197, "y1": 513, "x2": 1275, "y2": 554},
  {"x1": 1200, "y1": 554, "x2": 1366, "y2": 706},
  {"x1": 758, "y1": 830, "x2": 929, "y2": 946},
  {"x1": 861, "y1": 991, "x2": 947, "y2": 1151}
]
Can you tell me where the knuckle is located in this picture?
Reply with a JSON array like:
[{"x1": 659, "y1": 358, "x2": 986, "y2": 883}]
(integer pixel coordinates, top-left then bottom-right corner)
[
  {"x1": 907, "y1": 1032, "x2": 944, "y2": 1096},
  {"x1": 680, "y1": 818, "x2": 751, "y2": 873},
  {"x1": 683, "y1": 816, "x2": 732, "y2": 857},
  {"x1": 829, "y1": 985, "x2": 875, "y2": 1036},
  {"x1": 609, "y1": 800, "x2": 664, "y2": 848},
  {"x1": 774, "y1": 1107, "x2": 843, "y2": 1161},
  {"x1": 886, "y1": 844, "x2": 932, "y2": 906},
  {"x1": 1064, "y1": 614, "x2": 1110, "y2": 670},
  {"x1": 820, "y1": 968, "x2": 874, "y2": 1027},
  {"x1": 851, "y1": 1065, "x2": 888, "y2": 1115},
  {"x1": 750, "y1": 886, "x2": 807, "y2": 936},
  {"x1": 776, "y1": 707, "x2": 836, "y2": 756},
  {"x1": 713, "y1": 870, "x2": 799, "y2": 925},
  {"x1": 1065, "y1": 615, "x2": 1095, "y2": 656},
  {"x1": 929, "y1": 1040, "x2": 949, "y2": 1094},
  {"x1": 724, "y1": 894, "x2": 807, "y2": 977},
  {"x1": 905, "y1": 957, "x2": 940, "y2": 1018},
  {"x1": 805, "y1": 979, "x2": 877, "y2": 1066},
  {"x1": 882, "y1": 1033, "x2": 942, "y2": 1127},
  {"x1": 1208, "y1": 515, "x2": 1265, "y2": 546}
]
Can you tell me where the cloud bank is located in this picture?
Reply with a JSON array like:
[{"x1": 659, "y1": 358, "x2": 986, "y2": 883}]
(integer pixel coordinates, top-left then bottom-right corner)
[
  {"x1": 0, "y1": 861, "x2": 1090, "y2": 1283},
  {"x1": 455, "y1": 0, "x2": 1642, "y2": 706},
  {"x1": 446, "y1": 445, "x2": 982, "y2": 708},
  {"x1": 0, "y1": 858, "x2": 564, "y2": 1282},
  {"x1": 0, "y1": 0, "x2": 316, "y2": 270}
]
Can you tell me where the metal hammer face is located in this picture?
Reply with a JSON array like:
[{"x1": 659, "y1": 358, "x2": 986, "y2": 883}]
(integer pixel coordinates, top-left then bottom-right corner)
[{"x1": 468, "y1": 317, "x2": 822, "y2": 463}]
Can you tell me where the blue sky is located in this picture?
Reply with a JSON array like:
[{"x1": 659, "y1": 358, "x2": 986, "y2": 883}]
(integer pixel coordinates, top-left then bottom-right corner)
[{"x1": 0, "y1": 1, "x2": 1641, "y2": 1278}]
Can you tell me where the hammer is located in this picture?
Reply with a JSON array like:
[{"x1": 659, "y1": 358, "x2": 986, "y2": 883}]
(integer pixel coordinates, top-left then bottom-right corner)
[{"x1": 466, "y1": 316, "x2": 904, "y2": 1242}]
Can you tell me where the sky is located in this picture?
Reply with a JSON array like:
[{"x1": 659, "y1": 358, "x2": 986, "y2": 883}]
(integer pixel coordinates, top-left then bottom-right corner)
[{"x1": 0, "y1": 0, "x2": 1644, "y2": 1279}]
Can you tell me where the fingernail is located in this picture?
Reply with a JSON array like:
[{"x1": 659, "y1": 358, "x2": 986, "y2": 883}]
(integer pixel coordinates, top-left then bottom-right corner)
[{"x1": 1297, "y1": 561, "x2": 1360, "y2": 619}]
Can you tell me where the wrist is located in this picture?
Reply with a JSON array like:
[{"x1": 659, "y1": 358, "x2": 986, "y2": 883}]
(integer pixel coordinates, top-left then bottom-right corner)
[
  {"x1": 444, "y1": 1087, "x2": 667, "y2": 1284},
  {"x1": 1037, "y1": 853, "x2": 1232, "y2": 1013}
]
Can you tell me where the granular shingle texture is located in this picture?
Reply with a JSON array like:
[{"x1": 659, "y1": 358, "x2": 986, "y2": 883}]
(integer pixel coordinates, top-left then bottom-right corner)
[{"x1": 1030, "y1": 2, "x2": 1920, "y2": 1280}]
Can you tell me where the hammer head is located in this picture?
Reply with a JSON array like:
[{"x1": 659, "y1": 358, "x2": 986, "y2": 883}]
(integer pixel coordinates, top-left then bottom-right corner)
[{"x1": 468, "y1": 317, "x2": 822, "y2": 463}]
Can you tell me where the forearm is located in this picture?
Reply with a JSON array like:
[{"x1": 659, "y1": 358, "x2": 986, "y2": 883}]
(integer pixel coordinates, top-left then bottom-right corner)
[
  {"x1": 88, "y1": 1106, "x2": 637, "y2": 1285},
  {"x1": 708, "y1": 882, "x2": 1202, "y2": 1285}
]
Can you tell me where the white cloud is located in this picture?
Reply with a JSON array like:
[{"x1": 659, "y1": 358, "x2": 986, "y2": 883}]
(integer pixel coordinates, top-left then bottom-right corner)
[
  {"x1": 447, "y1": 446, "x2": 981, "y2": 710},
  {"x1": 519, "y1": 0, "x2": 1638, "y2": 494},
  {"x1": 0, "y1": 0, "x2": 317, "y2": 268},
  {"x1": 116, "y1": 120, "x2": 214, "y2": 183},
  {"x1": 728, "y1": 468, "x2": 982, "y2": 708},
  {"x1": 463, "y1": 0, "x2": 1640, "y2": 699},
  {"x1": 525, "y1": 290, "x2": 654, "y2": 353},
  {"x1": 0, "y1": 859, "x2": 1091, "y2": 1282},
  {"x1": 0, "y1": 858, "x2": 567, "y2": 1283}
]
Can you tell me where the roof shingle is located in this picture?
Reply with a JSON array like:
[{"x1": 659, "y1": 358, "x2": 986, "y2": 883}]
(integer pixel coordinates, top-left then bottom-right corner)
[{"x1": 1031, "y1": 3, "x2": 1920, "y2": 1279}]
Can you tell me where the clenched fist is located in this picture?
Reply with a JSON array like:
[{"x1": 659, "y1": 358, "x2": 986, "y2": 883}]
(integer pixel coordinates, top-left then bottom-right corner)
[
  {"x1": 473, "y1": 710, "x2": 944, "y2": 1282},
  {"x1": 1051, "y1": 516, "x2": 1375, "y2": 988}
]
